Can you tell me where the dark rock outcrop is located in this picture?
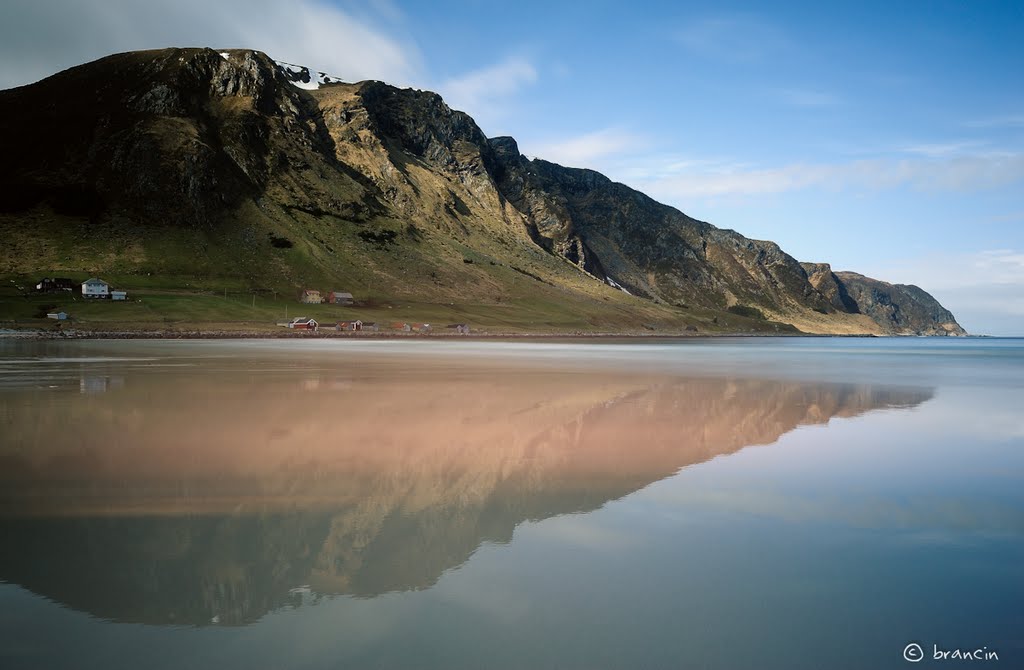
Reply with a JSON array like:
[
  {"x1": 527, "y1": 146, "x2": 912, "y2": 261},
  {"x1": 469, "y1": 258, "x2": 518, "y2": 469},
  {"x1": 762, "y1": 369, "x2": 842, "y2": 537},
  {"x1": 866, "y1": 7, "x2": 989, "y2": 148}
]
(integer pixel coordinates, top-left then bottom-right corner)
[
  {"x1": 802, "y1": 262, "x2": 860, "y2": 313},
  {"x1": 834, "y1": 271, "x2": 967, "y2": 336},
  {"x1": 487, "y1": 139, "x2": 836, "y2": 315}
]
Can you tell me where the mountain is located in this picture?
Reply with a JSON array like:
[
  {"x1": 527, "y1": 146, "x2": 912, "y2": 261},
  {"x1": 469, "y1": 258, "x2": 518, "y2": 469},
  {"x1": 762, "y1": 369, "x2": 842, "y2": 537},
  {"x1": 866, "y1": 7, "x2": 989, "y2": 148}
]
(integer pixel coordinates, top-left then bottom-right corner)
[{"x1": 0, "y1": 47, "x2": 965, "y2": 335}]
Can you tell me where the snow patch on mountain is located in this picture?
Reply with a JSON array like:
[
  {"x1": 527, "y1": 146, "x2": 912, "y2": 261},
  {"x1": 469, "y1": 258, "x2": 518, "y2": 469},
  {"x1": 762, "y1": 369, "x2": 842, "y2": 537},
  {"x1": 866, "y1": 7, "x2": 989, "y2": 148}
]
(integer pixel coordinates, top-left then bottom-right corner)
[
  {"x1": 606, "y1": 277, "x2": 632, "y2": 295},
  {"x1": 274, "y1": 60, "x2": 344, "y2": 90}
]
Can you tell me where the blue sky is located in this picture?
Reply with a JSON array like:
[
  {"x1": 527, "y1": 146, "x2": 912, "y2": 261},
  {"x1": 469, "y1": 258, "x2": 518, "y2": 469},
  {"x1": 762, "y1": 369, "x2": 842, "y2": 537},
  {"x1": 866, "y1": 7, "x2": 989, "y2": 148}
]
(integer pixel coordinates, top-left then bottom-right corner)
[{"x1": 2, "y1": 0, "x2": 1022, "y2": 333}]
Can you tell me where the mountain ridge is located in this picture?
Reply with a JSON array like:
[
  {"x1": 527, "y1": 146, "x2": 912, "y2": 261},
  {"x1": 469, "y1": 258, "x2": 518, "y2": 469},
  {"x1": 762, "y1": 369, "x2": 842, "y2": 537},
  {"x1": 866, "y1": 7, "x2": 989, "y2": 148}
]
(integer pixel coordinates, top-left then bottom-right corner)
[{"x1": 0, "y1": 47, "x2": 965, "y2": 336}]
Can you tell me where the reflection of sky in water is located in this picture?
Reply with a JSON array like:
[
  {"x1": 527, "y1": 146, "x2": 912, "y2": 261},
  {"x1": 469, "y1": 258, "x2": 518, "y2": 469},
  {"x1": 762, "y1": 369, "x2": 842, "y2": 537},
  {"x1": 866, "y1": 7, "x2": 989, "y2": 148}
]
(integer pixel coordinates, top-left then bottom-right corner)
[{"x1": 0, "y1": 338, "x2": 1021, "y2": 670}]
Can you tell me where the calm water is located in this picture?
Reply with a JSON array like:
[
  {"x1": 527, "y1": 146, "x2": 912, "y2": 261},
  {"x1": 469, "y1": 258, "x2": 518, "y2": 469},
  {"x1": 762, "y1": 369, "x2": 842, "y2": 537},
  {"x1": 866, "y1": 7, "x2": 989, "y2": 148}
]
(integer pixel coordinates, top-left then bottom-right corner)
[{"x1": 0, "y1": 337, "x2": 1022, "y2": 669}]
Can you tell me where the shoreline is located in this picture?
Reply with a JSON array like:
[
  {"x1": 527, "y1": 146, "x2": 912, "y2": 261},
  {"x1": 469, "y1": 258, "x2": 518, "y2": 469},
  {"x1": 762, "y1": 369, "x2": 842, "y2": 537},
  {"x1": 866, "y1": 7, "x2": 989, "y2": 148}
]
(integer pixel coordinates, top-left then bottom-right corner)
[{"x1": 0, "y1": 327, "x2": 917, "y2": 341}]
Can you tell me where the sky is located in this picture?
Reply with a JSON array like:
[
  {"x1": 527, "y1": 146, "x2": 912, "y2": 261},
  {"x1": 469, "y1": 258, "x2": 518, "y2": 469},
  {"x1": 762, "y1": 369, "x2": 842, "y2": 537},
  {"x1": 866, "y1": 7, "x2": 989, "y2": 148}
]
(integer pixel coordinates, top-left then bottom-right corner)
[{"x1": 2, "y1": 0, "x2": 1022, "y2": 334}]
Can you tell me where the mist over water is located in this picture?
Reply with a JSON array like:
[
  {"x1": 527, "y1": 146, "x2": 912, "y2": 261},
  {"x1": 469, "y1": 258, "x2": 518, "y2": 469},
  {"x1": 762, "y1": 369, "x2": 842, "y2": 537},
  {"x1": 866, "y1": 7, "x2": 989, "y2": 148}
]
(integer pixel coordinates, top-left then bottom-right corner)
[{"x1": 1, "y1": 338, "x2": 1022, "y2": 669}]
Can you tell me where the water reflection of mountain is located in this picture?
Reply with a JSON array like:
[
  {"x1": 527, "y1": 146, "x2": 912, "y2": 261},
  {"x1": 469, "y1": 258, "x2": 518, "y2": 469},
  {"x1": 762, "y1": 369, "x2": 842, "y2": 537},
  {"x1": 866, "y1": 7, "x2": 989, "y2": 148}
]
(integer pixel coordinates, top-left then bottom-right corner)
[{"x1": 0, "y1": 370, "x2": 932, "y2": 625}]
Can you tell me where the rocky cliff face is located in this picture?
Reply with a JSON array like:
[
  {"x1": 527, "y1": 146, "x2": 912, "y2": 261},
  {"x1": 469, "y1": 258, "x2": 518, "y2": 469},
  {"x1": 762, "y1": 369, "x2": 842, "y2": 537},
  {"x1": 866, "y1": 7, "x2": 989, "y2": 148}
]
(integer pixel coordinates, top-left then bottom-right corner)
[
  {"x1": 0, "y1": 47, "x2": 965, "y2": 335},
  {"x1": 0, "y1": 49, "x2": 305, "y2": 226},
  {"x1": 488, "y1": 138, "x2": 832, "y2": 315},
  {"x1": 834, "y1": 271, "x2": 966, "y2": 336}
]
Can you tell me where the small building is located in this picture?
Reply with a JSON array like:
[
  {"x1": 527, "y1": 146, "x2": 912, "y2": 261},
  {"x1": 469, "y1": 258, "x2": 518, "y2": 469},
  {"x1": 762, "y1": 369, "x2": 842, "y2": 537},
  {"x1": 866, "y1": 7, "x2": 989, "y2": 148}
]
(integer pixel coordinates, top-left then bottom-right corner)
[
  {"x1": 46, "y1": 311, "x2": 69, "y2": 320},
  {"x1": 327, "y1": 291, "x2": 354, "y2": 305},
  {"x1": 336, "y1": 320, "x2": 363, "y2": 332},
  {"x1": 82, "y1": 278, "x2": 110, "y2": 299},
  {"x1": 111, "y1": 290, "x2": 128, "y2": 301},
  {"x1": 447, "y1": 323, "x2": 470, "y2": 334},
  {"x1": 299, "y1": 289, "x2": 323, "y2": 304},
  {"x1": 411, "y1": 323, "x2": 432, "y2": 333},
  {"x1": 36, "y1": 278, "x2": 76, "y2": 293},
  {"x1": 289, "y1": 317, "x2": 319, "y2": 330},
  {"x1": 390, "y1": 322, "x2": 412, "y2": 332},
  {"x1": 362, "y1": 322, "x2": 380, "y2": 332}
]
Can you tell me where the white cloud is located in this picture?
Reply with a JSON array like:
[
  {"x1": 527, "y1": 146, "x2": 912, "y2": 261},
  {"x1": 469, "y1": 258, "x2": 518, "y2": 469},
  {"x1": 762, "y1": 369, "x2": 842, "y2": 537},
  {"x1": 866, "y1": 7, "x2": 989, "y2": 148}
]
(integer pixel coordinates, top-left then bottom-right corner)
[
  {"x1": 676, "y1": 14, "x2": 792, "y2": 63},
  {"x1": 972, "y1": 250, "x2": 1024, "y2": 284},
  {"x1": 0, "y1": 0, "x2": 422, "y2": 89},
  {"x1": 775, "y1": 88, "x2": 840, "y2": 107},
  {"x1": 436, "y1": 57, "x2": 537, "y2": 122},
  {"x1": 524, "y1": 128, "x2": 649, "y2": 170},
  {"x1": 858, "y1": 250, "x2": 1024, "y2": 335},
  {"x1": 0, "y1": 0, "x2": 544, "y2": 135},
  {"x1": 535, "y1": 136, "x2": 1024, "y2": 201},
  {"x1": 922, "y1": 284, "x2": 1024, "y2": 336},
  {"x1": 965, "y1": 114, "x2": 1024, "y2": 129},
  {"x1": 877, "y1": 250, "x2": 1024, "y2": 291},
  {"x1": 987, "y1": 211, "x2": 1024, "y2": 224},
  {"x1": 899, "y1": 141, "x2": 988, "y2": 157},
  {"x1": 616, "y1": 155, "x2": 754, "y2": 182},
  {"x1": 360, "y1": 0, "x2": 407, "y2": 24},
  {"x1": 633, "y1": 152, "x2": 1024, "y2": 200}
]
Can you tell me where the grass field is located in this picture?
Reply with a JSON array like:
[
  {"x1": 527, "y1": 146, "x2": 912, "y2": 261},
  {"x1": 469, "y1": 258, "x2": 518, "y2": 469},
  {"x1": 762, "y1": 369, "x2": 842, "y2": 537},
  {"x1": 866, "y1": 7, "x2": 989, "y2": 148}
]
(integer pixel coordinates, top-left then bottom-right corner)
[
  {"x1": 0, "y1": 272, "x2": 794, "y2": 335},
  {"x1": 0, "y1": 203, "x2": 797, "y2": 336}
]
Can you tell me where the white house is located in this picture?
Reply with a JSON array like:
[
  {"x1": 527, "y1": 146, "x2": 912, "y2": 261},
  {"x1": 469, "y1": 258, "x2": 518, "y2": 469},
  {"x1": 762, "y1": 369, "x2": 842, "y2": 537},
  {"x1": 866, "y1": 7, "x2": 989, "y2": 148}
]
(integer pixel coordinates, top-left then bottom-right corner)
[
  {"x1": 336, "y1": 319, "x2": 363, "y2": 331},
  {"x1": 300, "y1": 289, "x2": 323, "y2": 304},
  {"x1": 82, "y1": 278, "x2": 110, "y2": 298}
]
